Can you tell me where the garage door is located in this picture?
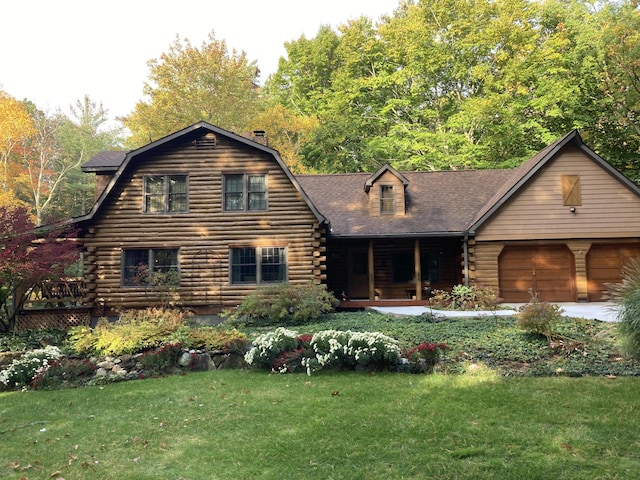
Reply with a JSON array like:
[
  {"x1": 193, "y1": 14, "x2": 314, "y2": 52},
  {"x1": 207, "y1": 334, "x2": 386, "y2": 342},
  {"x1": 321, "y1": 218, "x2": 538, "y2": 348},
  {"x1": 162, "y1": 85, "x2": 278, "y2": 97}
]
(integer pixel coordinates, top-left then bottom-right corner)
[
  {"x1": 587, "y1": 244, "x2": 640, "y2": 301},
  {"x1": 499, "y1": 246, "x2": 575, "y2": 302}
]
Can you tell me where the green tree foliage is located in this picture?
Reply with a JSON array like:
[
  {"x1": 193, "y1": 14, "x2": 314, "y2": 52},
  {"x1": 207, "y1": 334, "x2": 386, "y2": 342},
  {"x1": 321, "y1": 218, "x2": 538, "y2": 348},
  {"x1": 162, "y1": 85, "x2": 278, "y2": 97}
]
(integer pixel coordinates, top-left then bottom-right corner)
[
  {"x1": 578, "y1": 0, "x2": 640, "y2": 183},
  {"x1": 122, "y1": 31, "x2": 263, "y2": 148},
  {"x1": 53, "y1": 96, "x2": 122, "y2": 219},
  {"x1": 265, "y1": 0, "x2": 640, "y2": 177}
]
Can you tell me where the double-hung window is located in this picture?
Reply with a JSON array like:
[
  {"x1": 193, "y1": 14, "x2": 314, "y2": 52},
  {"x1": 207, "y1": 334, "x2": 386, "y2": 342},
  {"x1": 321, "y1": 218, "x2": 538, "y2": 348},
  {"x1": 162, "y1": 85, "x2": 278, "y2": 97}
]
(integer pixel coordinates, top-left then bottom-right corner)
[
  {"x1": 380, "y1": 185, "x2": 395, "y2": 214},
  {"x1": 223, "y1": 174, "x2": 267, "y2": 211},
  {"x1": 230, "y1": 246, "x2": 286, "y2": 284},
  {"x1": 122, "y1": 248, "x2": 180, "y2": 287},
  {"x1": 144, "y1": 175, "x2": 188, "y2": 213}
]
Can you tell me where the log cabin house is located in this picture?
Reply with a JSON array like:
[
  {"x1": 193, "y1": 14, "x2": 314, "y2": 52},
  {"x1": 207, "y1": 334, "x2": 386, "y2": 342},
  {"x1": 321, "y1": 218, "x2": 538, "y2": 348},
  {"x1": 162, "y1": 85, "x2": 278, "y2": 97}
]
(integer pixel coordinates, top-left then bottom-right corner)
[{"x1": 37, "y1": 122, "x2": 640, "y2": 321}]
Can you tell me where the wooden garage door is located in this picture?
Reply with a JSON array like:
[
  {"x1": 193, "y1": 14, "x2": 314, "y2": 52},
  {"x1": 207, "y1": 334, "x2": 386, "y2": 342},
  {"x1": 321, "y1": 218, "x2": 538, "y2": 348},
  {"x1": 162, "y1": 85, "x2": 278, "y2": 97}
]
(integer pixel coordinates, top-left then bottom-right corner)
[
  {"x1": 587, "y1": 244, "x2": 640, "y2": 301},
  {"x1": 499, "y1": 246, "x2": 575, "y2": 302}
]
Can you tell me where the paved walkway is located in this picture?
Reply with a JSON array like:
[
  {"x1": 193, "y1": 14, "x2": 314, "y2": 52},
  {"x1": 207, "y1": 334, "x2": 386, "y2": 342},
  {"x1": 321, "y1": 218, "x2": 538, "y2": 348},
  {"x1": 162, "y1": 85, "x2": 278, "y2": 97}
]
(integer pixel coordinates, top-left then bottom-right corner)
[{"x1": 372, "y1": 302, "x2": 621, "y2": 322}]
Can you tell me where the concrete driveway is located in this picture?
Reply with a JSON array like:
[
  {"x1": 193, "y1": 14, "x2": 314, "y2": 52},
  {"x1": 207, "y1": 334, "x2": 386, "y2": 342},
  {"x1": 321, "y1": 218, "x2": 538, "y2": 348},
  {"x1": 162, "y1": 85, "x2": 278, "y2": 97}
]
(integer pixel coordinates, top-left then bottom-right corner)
[{"x1": 372, "y1": 302, "x2": 621, "y2": 322}]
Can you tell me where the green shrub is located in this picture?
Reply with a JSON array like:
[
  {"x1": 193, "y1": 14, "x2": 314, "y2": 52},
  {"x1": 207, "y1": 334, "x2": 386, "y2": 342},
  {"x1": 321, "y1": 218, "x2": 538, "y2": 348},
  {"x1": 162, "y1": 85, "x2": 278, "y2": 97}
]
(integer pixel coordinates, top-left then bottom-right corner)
[
  {"x1": 608, "y1": 259, "x2": 640, "y2": 358},
  {"x1": 430, "y1": 284, "x2": 501, "y2": 310},
  {"x1": 187, "y1": 326, "x2": 248, "y2": 353},
  {"x1": 0, "y1": 328, "x2": 68, "y2": 353},
  {"x1": 68, "y1": 308, "x2": 191, "y2": 356},
  {"x1": 230, "y1": 283, "x2": 338, "y2": 326},
  {"x1": 517, "y1": 297, "x2": 563, "y2": 341}
]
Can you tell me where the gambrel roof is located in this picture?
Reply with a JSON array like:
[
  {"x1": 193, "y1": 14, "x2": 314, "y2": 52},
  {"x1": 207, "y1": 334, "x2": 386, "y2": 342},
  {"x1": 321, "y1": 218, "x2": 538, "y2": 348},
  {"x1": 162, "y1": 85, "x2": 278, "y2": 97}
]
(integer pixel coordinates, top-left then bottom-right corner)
[{"x1": 74, "y1": 121, "x2": 327, "y2": 226}]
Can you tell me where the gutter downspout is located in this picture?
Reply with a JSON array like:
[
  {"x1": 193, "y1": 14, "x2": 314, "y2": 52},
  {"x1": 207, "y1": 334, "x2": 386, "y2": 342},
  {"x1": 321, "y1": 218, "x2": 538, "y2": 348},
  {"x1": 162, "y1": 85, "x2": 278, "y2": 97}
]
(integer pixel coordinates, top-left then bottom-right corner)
[{"x1": 463, "y1": 233, "x2": 469, "y2": 287}]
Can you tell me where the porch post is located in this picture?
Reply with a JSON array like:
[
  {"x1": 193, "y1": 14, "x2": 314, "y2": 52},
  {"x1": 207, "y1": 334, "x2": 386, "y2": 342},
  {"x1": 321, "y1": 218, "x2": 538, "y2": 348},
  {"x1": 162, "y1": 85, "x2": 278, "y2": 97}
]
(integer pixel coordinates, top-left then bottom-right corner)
[
  {"x1": 414, "y1": 238, "x2": 422, "y2": 300},
  {"x1": 368, "y1": 240, "x2": 375, "y2": 301},
  {"x1": 463, "y1": 234, "x2": 469, "y2": 287}
]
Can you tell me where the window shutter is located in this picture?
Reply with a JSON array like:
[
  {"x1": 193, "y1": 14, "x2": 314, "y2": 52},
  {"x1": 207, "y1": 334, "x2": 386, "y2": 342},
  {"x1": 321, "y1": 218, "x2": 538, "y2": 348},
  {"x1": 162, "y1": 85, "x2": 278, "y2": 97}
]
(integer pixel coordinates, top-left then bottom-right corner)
[{"x1": 561, "y1": 175, "x2": 581, "y2": 206}]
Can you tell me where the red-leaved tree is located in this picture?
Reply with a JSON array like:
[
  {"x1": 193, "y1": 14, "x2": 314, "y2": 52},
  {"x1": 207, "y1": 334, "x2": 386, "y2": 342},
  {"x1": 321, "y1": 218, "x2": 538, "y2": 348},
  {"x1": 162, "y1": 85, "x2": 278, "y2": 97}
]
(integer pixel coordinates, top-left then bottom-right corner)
[{"x1": 0, "y1": 206, "x2": 79, "y2": 332}]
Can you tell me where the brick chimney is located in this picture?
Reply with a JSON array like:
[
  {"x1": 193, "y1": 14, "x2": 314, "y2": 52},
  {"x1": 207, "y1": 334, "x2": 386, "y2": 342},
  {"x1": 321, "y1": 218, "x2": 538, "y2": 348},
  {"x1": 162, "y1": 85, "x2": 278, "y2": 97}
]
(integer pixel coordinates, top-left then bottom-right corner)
[{"x1": 252, "y1": 130, "x2": 268, "y2": 146}]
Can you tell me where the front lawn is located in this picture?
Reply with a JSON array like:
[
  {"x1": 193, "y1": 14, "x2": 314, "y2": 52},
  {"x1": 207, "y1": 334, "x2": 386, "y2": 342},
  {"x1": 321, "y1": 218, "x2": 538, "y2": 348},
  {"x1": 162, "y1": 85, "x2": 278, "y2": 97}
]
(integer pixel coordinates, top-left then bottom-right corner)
[
  {"x1": 2, "y1": 370, "x2": 639, "y2": 479},
  {"x1": 2, "y1": 310, "x2": 640, "y2": 478}
]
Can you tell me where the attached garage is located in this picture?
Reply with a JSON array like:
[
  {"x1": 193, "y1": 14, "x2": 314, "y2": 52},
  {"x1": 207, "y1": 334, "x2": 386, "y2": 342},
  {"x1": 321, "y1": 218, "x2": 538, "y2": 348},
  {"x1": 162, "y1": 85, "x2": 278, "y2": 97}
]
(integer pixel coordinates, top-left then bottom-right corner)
[
  {"x1": 498, "y1": 245, "x2": 576, "y2": 302},
  {"x1": 587, "y1": 244, "x2": 640, "y2": 301}
]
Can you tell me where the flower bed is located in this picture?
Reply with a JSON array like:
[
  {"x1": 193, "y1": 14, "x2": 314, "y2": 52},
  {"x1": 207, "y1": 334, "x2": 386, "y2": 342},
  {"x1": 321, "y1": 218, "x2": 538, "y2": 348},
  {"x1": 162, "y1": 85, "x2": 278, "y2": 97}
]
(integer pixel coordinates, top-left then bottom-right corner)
[{"x1": 244, "y1": 327, "x2": 446, "y2": 375}]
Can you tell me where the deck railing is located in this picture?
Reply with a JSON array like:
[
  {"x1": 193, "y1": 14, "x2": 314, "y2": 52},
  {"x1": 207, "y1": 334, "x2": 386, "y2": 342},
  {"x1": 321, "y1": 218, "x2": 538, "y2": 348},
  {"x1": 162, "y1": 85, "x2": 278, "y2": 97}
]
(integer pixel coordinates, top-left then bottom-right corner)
[{"x1": 22, "y1": 278, "x2": 84, "y2": 309}]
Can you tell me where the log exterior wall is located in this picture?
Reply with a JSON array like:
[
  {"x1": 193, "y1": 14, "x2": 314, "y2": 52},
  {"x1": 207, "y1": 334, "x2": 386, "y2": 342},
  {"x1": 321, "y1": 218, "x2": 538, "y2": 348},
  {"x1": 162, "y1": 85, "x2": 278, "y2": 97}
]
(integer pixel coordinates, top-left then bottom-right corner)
[{"x1": 81, "y1": 133, "x2": 325, "y2": 315}]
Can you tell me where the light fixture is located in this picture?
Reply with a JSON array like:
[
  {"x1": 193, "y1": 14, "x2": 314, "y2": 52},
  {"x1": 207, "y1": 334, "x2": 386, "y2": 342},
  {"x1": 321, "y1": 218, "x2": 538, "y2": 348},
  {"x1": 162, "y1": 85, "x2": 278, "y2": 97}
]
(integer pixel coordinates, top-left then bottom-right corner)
[{"x1": 570, "y1": 207, "x2": 576, "y2": 213}]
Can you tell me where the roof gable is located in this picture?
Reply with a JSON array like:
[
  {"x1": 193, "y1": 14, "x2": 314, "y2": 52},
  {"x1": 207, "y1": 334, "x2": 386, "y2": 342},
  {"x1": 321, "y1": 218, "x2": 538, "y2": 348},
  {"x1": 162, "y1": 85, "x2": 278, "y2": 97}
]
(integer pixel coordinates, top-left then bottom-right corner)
[
  {"x1": 468, "y1": 130, "x2": 640, "y2": 233},
  {"x1": 364, "y1": 164, "x2": 409, "y2": 192},
  {"x1": 74, "y1": 121, "x2": 326, "y2": 225}
]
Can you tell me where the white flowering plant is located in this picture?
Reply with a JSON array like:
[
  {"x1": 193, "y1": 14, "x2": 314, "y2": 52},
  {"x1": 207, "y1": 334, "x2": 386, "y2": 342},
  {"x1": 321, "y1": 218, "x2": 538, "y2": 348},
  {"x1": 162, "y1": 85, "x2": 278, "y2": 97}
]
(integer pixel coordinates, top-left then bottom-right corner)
[
  {"x1": 0, "y1": 345, "x2": 62, "y2": 390},
  {"x1": 244, "y1": 327, "x2": 306, "y2": 371},
  {"x1": 245, "y1": 328, "x2": 401, "y2": 374},
  {"x1": 311, "y1": 330, "x2": 400, "y2": 370}
]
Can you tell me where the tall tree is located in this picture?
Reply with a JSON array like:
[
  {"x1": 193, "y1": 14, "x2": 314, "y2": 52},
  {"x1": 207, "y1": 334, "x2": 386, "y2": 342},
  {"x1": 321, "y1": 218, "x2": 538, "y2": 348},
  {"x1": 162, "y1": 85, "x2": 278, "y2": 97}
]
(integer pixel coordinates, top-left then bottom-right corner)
[
  {"x1": 16, "y1": 105, "x2": 78, "y2": 225},
  {"x1": 53, "y1": 96, "x2": 122, "y2": 219},
  {"x1": 267, "y1": 0, "x2": 638, "y2": 175},
  {"x1": 0, "y1": 92, "x2": 35, "y2": 205},
  {"x1": 247, "y1": 103, "x2": 318, "y2": 173},
  {"x1": 123, "y1": 31, "x2": 263, "y2": 147},
  {"x1": 578, "y1": 0, "x2": 640, "y2": 182}
]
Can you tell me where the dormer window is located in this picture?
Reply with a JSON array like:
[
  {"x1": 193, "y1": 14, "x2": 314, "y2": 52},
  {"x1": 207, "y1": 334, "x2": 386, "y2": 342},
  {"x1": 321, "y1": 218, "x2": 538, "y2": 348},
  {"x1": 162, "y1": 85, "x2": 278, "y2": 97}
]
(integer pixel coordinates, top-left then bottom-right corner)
[
  {"x1": 364, "y1": 164, "x2": 408, "y2": 217},
  {"x1": 381, "y1": 185, "x2": 395, "y2": 214}
]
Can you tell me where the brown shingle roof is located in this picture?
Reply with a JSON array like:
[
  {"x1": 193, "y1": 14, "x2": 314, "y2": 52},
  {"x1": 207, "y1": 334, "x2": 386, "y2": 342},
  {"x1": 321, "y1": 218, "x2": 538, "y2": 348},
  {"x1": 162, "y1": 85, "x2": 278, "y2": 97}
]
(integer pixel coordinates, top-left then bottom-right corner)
[{"x1": 296, "y1": 169, "x2": 513, "y2": 237}]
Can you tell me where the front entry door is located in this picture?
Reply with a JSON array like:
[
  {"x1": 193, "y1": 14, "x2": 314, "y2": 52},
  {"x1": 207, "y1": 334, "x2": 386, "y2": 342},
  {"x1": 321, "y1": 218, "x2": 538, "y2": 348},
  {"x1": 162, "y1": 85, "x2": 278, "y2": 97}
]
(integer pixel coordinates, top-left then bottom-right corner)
[{"x1": 348, "y1": 249, "x2": 369, "y2": 299}]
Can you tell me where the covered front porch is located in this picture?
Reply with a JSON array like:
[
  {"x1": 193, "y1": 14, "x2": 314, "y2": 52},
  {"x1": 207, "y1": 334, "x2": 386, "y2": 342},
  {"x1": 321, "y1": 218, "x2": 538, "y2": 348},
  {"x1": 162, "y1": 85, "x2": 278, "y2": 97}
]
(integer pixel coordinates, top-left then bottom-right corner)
[{"x1": 326, "y1": 236, "x2": 466, "y2": 302}]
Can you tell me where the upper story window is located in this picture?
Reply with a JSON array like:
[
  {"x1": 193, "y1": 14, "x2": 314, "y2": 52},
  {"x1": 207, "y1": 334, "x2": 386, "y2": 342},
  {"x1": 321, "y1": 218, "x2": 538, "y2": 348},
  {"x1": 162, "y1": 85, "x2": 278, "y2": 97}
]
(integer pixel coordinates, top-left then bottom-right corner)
[
  {"x1": 224, "y1": 174, "x2": 267, "y2": 211},
  {"x1": 144, "y1": 175, "x2": 188, "y2": 213},
  {"x1": 380, "y1": 185, "x2": 395, "y2": 214},
  {"x1": 122, "y1": 248, "x2": 179, "y2": 287}
]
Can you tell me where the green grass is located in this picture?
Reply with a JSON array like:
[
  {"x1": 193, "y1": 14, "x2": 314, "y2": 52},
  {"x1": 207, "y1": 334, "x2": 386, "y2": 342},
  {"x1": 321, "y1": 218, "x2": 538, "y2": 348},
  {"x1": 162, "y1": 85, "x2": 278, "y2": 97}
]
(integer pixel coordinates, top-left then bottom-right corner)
[
  {"x1": 3, "y1": 311, "x2": 640, "y2": 479},
  {"x1": 2, "y1": 370, "x2": 640, "y2": 479}
]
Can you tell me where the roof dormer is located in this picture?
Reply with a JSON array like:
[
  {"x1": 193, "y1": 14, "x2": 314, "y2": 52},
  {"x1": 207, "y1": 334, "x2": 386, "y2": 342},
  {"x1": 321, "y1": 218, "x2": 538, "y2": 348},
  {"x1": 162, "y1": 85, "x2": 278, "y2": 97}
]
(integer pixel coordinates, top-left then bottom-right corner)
[{"x1": 364, "y1": 164, "x2": 409, "y2": 217}]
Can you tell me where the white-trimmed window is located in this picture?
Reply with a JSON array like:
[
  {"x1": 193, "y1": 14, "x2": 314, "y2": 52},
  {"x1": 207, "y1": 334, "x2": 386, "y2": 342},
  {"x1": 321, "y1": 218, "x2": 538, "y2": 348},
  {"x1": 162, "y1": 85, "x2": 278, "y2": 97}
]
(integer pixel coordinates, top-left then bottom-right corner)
[
  {"x1": 223, "y1": 174, "x2": 267, "y2": 211},
  {"x1": 122, "y1": 248, "x2": 179, "y2": 287},
  {"x1": 230, "y1": 246, "x2": 286, "y2": 284},
  {"x1": 143, "y1": 175, "x2": 188, "y2": 213}
]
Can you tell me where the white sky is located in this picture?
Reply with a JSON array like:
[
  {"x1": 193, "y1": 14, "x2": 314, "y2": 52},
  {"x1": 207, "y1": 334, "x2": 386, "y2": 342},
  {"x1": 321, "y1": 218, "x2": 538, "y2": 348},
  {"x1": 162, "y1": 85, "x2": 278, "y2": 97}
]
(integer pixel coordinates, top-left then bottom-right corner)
[{"x1": 1, "y1": 0, "x2": 398, "y2": 123}]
